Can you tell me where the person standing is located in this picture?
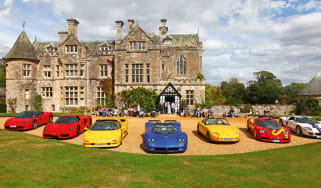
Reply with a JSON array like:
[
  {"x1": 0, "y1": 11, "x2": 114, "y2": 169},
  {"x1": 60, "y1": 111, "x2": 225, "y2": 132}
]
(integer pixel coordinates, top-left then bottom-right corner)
[
  {"x1": 171, "y1": 102, "x2": 175, "y2": 114},
  {"x1": 167, "y1": 102, "x2": 171, "y2": 114},
  {"x1": 137, "y1": 104, "x2": 141, "y2": 117}
]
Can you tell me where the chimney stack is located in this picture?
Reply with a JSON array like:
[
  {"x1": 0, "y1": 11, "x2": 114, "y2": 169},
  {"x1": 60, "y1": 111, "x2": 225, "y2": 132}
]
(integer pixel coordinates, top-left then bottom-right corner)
[
  {"x1": 58, "y1": 31, "x2": 68, "y2": 42},
  {"x1": 128, "y1": 19, "x2": 135, "y2": 33},
  {"x1": 67, "y1": 18, "x2": 79, "y2": 38},
  {"x1": 115, "y1": 20, "x2": 124, "y2": 41},
  {"x1": 159, "y1": 19, "x2": 168, "y2": 36}
]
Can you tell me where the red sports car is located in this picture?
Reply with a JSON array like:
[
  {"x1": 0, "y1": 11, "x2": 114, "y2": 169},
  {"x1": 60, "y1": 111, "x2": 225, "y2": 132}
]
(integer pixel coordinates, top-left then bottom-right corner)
[
  {"x1": 4, "y1": 111, "x2": 53, "y2": 131},
  {"x1": 247, "y1": 117, "x2": 291, "y2": 143},
  {"x1": 43, "y1": 115, "x2": 92, "y2": 139}
]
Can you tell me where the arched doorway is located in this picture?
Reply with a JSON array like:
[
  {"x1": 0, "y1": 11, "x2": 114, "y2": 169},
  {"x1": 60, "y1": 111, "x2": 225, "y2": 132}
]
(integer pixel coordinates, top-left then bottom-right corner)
[{"x1": 158, "y1": 83, "x2": 181, "y2": 114}]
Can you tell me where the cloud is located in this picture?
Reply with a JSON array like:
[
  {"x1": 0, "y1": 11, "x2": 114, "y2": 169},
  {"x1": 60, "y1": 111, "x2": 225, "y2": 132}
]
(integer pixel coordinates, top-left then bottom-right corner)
[{"x1": 1, "y1": 0, "x2": 321, "y2": 86}]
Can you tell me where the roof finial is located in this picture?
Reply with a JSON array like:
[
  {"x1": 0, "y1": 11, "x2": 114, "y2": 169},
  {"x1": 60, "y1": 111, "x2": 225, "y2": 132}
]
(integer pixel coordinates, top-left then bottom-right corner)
[{"x1": 22, "y1": 21, "x2": 26, "y2": 31}]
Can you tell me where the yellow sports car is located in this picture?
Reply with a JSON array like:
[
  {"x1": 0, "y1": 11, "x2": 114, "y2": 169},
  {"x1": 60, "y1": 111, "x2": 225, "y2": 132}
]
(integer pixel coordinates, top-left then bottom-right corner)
[
  {"x1": 197, "y1": 118, "x2": 240, "y2": 142},
  {"x1": 83, "y1": 118, "x2": 128, "y2": 148}
]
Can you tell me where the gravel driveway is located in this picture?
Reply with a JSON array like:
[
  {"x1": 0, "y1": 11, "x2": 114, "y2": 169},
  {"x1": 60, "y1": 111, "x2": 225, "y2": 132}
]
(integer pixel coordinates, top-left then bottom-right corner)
[{"x1": 1, "y1": 115, "x2": 320, "y2": 155}]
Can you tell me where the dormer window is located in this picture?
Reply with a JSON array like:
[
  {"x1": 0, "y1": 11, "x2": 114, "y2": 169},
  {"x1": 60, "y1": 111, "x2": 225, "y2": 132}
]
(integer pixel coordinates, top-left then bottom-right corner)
[
  {"x1": 129, "y1": 41, "x2": 146, "y2": 51},
  {"x1": 46, "y1": 47, "x2": 56, "y2": 52},
  {"x1": 66, "y1": 45, "x2": 78, "y2": 53},
  {"x1": 100, "y1": 46, "x2": 110, "y2": 51}
]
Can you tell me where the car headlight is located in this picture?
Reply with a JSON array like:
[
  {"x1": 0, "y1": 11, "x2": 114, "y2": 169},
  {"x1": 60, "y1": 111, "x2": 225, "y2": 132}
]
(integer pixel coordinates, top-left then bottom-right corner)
[
  {"x1": 213, "y1": 132, "x2": 219, "y2": 136},
  {"x1": 283, "y1": 131, "x2": 289, "y2": 135},
  {"x1": 148, "y1": 138, "x2": 154, "y2": 142},
  {"x1": 259, "y1": 130, "x2": 266, "y2": 134},
  {"x1": 24, "y1": 120, "x2": 30, "y2": 124},
  {"x1": 304, "y1": 127, "x2": 312, "y2": 132},
  {"x1": 178, "y1": 137, "x2": 185, "y2": 142},
  {"x1": 69, "y1": 127, "x2": 74, "y2": 131}
]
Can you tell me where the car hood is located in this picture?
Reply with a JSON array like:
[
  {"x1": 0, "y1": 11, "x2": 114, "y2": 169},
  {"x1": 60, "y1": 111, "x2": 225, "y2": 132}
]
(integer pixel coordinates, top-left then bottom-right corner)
[
  {"x1": 207, "y1": 125, "x2": 239, "y2": 136},
  {"x1": 297, "y1": 123, "x2": 321, "y2": 128},
  {"x1": 147, "y1": 132, "x2": 183, "y2": 146},
  {"x1": 6, "y1": 117, "x2": 34, "y2": 125},
  {"x1": 85, "y1": 130, "x2": 121, "y2": 140},
  {"x1": 45, "y1": 123, "x2": 74, "y2": 132}
]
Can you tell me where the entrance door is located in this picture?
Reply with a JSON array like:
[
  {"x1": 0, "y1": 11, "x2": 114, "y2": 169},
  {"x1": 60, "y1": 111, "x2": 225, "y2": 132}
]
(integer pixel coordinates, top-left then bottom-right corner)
[{"x1": 158, "y1": 83, "x2": 182, "y2": 113}]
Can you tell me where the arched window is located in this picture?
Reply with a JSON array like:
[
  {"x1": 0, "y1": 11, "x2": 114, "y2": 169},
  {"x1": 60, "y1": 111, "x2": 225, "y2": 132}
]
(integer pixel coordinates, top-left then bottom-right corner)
[{"x1": 176, "y1": 56, "x2": 186, "y2": 75}]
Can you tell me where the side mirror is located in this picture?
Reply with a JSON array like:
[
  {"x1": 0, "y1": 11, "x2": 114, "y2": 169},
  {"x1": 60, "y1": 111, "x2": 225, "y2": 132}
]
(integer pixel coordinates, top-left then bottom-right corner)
[
  {"x1": 12, "y1": 115, "x2": 15, "y2": 118},
  {"x1": 250, "y1": 119, "x2": 254, "y2": 124},
  {"x1": 284, "y1": 125, "x2": 288, "y2": 128}
]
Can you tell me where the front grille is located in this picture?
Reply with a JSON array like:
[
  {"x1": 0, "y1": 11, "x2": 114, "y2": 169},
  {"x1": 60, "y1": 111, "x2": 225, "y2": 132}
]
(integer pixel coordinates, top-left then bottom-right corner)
[
  {"x1": 60, "y1": 134, "x2": 70, "y2": 137},
  {"x1": 44, "y1": 134, "x2": 51, "y2": 137},
  {"x1": 168, "y1": 148, "x2": 179, "y2": 151}
]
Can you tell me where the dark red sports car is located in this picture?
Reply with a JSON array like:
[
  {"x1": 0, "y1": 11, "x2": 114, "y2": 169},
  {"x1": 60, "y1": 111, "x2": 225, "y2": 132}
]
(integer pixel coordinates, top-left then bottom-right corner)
[
  {"x1": 43, "y1": 115, "x2": 92, "y2": 139},
  {"x1": 247, "y1": 117, "x2": 291, "y2": 143},
  {"x1": 4, "y1": 111, "x2": 53, "y2": 131}
]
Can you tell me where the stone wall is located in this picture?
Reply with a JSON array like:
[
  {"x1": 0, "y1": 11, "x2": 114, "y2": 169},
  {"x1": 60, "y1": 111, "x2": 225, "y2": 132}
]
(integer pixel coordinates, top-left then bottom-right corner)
[{"x1": 211, "y1": 104, "x2": 296, "y2": 116}]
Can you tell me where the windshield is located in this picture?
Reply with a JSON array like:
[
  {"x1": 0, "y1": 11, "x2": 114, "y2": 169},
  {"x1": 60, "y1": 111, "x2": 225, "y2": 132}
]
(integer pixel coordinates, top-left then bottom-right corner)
[
  {"x1": 204, "y1": 118, "x2": 230, "y2": 126},
  {"x1": 296, "y1": 117, "x2": 318, "y2": 124},
  {"x1": 90, "y1": 121, "x2": 119, "y2": 131},
  {"x1": 55, "y1": 116, "x2": 79, "y2": 124},
  {"x1": 152, "y1": 124, "x2": 178, "y2": 135},
  {"x1": 15, "y1": 111, "x2": 42, "y2": 118},
  {"x1": 260, "y1": 120, "x2": 282, "y2": 129}
]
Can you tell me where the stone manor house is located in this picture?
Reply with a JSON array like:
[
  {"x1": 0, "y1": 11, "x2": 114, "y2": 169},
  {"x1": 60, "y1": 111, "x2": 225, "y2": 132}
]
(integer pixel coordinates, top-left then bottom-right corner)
[{"x1": 4, "y1": 18, "x2": 205, "y2": 112}]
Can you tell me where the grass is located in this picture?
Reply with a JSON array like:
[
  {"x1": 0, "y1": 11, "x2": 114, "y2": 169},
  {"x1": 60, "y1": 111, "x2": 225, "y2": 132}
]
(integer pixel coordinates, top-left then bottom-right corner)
[{"x1": 0, "y1": 130, "x2": 321, "y2": 188}]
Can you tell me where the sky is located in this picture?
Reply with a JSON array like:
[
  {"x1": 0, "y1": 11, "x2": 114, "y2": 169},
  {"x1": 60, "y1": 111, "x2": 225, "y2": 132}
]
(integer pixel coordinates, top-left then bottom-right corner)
[{"x1": 1, "y1": 0, "x2": 321, "y2": 86}]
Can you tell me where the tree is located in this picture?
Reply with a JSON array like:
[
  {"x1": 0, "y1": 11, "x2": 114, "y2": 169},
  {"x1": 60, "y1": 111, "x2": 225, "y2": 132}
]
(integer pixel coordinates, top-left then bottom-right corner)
[
  {"x1": 221, "y1": 78, "x2": 246, "y2": 105},
  {"x1": 296, "y1": 97, "x2": 321, "y2": 115},
  {"x1": 34, "y1": 94, "x2": 42, "y2": 111},
  {"x1": 246, "y1": 71, "x2": 284, "y2": 104},
  {"x1": 206, "y1": 84, "x2": 226, "y2": 105},
  {"x1": 196, "y1": 72, "x2": 205, "y2": 81},
  {"x1": 119, "y1": 87, "x2": 158, "y2": 112},
  {"x1": 284, "y1": 82, "x2": 307, "y2": 104}
]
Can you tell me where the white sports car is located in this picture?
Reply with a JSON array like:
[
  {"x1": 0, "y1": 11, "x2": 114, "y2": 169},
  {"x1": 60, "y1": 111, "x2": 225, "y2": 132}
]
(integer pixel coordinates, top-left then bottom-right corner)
[{"x1": 279, "y1": 116, "x2": 321, "y2": 138}]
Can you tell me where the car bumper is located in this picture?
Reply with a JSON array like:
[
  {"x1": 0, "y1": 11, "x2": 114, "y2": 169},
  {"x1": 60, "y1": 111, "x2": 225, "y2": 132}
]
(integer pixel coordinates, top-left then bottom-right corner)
[
  {"x1": 5, "y1": 125, "x2": 31, "y2": 131},
  {"x1": 305, "y1": 132, "x2": 321, "y2": 138},
  {"x1": 43, "y1": 132, "x2": 75, "y2": 139},
  {"x1": 210, "y1": 135, "x2": 240, "y2": 142},
  {"x1": 145, "y1": 144, "x2": 187, "y2": 153},
  {"x1": 83, "y1": 140, "x2": 121, "y2": 148},
  {"x1": 258, "y1": 135, "x2": 290, "y2": 143}
]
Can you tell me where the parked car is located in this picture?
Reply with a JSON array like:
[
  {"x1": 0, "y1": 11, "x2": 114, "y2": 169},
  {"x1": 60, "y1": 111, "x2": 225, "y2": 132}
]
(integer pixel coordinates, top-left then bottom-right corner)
[
  {"x1": 247, "y1": 117, "x2": 291, "y2": 143},
  {"x1": 43, "y1": 115, "x2": 92, "y2": 139},
  {"x1": 279, "y1": 116, "x2": 321, "y2": 138},
  {"x1": 197, "y1": 117, "x2": 240, "y2": 142},
  {"x1": 143, "y1": 120, "x2": 187, "y2": 153},
  {"x1": 4, "y1": 111, "x2": 53, "y2": 131},
  {"x1": 83, "y1": 118, "x2": 128, "y2": 148}
]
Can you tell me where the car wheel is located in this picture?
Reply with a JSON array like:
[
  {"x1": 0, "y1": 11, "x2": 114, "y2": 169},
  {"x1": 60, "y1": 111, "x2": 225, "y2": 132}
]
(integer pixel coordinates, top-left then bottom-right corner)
[
  {"x1": 49, "y1": 115, "x2": 53, "y2": 123},
  {"x1": 32, "y1": 121, "x2": 37, "y2": 129},
  {"x1": 197, "y1": 125, "x2": 200, "y2": 134},
  {"x1": 296, "y1": 126, "x2": 302, "y2": 136},
  {"x1": 77, "y1": 127, "x2": 80, "y2": 136},
  {"x1": 206, "y1": 132, "x2": 211, "y2": 142}
]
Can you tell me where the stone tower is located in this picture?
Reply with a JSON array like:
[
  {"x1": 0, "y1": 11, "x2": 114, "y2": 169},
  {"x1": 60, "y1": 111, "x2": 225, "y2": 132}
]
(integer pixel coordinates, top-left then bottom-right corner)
[{"x1": 5, "y1": 31, "x2": 39, "y2": 112}]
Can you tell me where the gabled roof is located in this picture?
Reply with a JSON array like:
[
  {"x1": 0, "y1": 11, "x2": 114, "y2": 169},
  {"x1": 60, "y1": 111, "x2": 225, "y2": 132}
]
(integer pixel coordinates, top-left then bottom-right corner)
[
  {"x1": 155, "y1": 34, "x2": 199, "y2": 46},
  {"x1": 298, "y1": 76, "x2": 321, "y2": 96},
  {"x1": 159, "y1": 83, "x2": 181, "y2": 97},
  {"x1": 5, "y1": 31, "x2": 39, "y2": 62}
]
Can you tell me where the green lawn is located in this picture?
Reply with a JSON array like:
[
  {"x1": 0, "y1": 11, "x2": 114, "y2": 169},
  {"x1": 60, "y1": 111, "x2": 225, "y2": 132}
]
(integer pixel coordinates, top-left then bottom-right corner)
[{"x1": 0, "y1": 130, "x2": 320, "y2": 188}]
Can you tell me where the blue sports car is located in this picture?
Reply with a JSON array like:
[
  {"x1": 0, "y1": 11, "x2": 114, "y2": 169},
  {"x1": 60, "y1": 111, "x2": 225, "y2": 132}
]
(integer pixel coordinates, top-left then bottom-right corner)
[{"x1": 144, "y1": 120, "x2": 188, "y2": 153}]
